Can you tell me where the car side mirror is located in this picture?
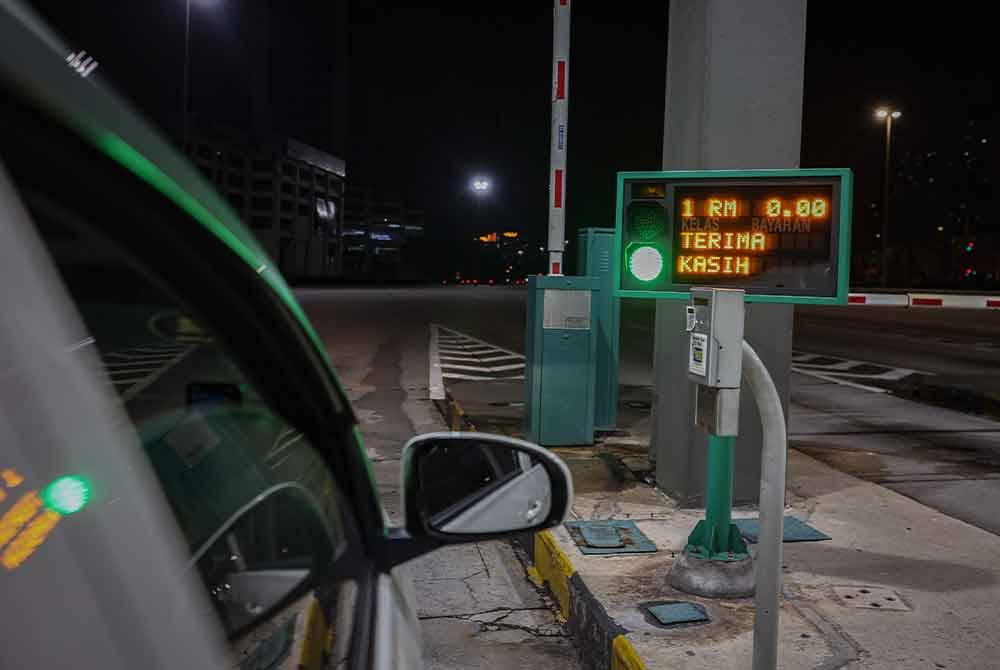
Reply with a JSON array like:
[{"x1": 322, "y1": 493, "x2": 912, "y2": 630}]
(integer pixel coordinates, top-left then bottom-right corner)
[
  {"x1": 190, "y1": 487, "x2": 334, "y2": 637},
  {"x1": 401, "y1": 432, "x2": 573, "y2": 540}
]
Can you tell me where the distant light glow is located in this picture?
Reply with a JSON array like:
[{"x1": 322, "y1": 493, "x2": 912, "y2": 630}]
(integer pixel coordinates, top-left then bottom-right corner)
[
  {"x1": 891, "y1": 111, "x2": 902, "y2": 119},
  {"x1": 875, "y1": 109, "x2": 889, "y2": 119},
  {"x1": 470, "y1": 177, "x2": 491, "y2": 194},
  {"x1": 42, "y1": 476, "x2": 90, "y2": 515}
]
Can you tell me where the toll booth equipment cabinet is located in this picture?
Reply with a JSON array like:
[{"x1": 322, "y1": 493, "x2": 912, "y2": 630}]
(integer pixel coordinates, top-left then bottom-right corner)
[
  {"x1": 576, "y1": 227, "x2": 620, "y2": 430},
  {"x1": 524, "y1": 276, "x2": 598, "y2": 446}
]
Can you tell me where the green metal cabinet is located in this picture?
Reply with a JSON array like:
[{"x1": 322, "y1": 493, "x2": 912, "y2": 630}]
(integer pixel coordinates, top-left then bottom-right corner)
[
  {"x1": 524, "y1": 276, "x2": 598, "y2": 446},
  {"x1": 576, "y1": 228, "x2": 620, "y2": 429}
]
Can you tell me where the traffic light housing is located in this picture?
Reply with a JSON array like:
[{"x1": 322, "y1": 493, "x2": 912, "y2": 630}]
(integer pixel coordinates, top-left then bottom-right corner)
[{"x1": 620, "y1": 195, "x2": 670, "y2": 292}]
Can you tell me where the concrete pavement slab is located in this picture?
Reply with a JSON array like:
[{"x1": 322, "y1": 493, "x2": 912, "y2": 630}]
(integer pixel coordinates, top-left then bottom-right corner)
[{"x1": 298, "y1": 288, "x2": 580, "y2": 669}]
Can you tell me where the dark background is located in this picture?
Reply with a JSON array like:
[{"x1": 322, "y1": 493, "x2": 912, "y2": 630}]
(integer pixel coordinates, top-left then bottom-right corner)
[{"x1": 31, "y1": 1, "x2": 994, "y2": 286}]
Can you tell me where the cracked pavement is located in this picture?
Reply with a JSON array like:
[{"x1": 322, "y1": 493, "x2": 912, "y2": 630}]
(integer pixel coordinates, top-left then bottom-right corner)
[{"x1": 296, "y1": 288, "x2": 581, "y2": 669}]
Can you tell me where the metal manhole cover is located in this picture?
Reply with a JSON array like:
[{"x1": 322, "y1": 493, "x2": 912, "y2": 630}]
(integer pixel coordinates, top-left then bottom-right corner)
[
  {"x1": 564, "y1": 520, "x2": 658, "y2": 555},
  {"x1": 644, "y1": 601, "x2": 710, "y2": 627},
  {"x1": 833, "y1": 586, "x2": 910, "y2": 611}
]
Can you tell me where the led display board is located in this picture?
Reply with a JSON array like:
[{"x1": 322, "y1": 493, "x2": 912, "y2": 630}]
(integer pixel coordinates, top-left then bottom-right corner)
[{"x1": 614, "y1": 170, "x2": 852, "y2": 304}]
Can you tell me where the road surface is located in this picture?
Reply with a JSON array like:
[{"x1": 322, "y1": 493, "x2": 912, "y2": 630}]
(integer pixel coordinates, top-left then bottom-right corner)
[
  {"x1": 296, "y1": 287, "x2": 581, "y2": 670},
  {"x1": 297, "y1": 286, "x2": 1000, "y2": 542}
]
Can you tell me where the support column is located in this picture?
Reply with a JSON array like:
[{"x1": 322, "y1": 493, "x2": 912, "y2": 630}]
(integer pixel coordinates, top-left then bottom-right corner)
[{"x1": 652, "y1": 0, "x2": 806, "y2": 505}]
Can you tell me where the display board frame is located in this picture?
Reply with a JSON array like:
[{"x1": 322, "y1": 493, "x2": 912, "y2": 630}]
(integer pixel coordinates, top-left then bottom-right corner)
[{"x1": 613, "y1": 169, "x2": 853, "y2": 304}]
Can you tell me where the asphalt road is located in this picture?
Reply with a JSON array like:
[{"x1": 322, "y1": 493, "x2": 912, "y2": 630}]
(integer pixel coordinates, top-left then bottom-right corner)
[
  {"x1": 298, "y1": 286, "x2": 1000, "y2": 540},
  {"x1": 296, "y1": 287, "x2": 581, "y2": 670}
]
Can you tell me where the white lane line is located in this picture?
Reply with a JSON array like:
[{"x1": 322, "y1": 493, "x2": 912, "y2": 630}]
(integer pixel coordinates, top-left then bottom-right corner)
[
  {"x1": 442, "y1": 372, "x2": 525, "y2": 381},
  {"x1": 108, "y1": 367, "x2": 163, "y2": 378},
  {"x1": 431, "y1": 324, "x2": 528, "y2": 393},
  {"x1": 436, "y1": 326, "x2": 524, "y2": 358},
  {"x1": 439, "y1": 353, "x2": 492, "y2": 362},
  {"x1": 489, "y1": 363, "x2": 526, "y2": 372},
  {"x1": 105, "y1": 353, "x2": 177, "y2": 361},
  {"x1": 105, "y1": 359, "x2": 176, "y2": 369},
  {"x1": 120, "y1": 346, "x2": 195, "y2": 402},
  {"x1": 429, "y1": 323, "x2": 445, "y2": 400},
  {"x1": 439, "y1": 362, "x2": 526, "y2": 373},
  {"x1": 440, "y1": 363, "x2": 495, "y2": 373},
  {"x1": 792, "y1": 368, "x2": 889, "y2": 394}
]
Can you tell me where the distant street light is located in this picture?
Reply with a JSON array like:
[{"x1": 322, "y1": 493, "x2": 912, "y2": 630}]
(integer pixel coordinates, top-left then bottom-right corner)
[
  {"x1": 470, "y1": 177, "x2": 491, "y2": 195},
  {"x1": 875, "y1": 107, "x2": 901, "y2": 287},
  {"x1": 183, "y1": 0, "x2": 223, "y2": 148}
]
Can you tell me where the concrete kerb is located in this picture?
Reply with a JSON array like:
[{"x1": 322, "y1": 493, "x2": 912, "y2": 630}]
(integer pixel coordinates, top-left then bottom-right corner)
[{"x1": 434, "y1": 391, "x2": 647, "y2": 670}]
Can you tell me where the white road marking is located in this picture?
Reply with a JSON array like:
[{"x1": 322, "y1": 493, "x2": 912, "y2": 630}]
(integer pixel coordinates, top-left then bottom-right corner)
[
  {"x1": 97, "y1": 342, "x2": 196, "y2": 400},
  {"x1": 791, "y1": 349, "x2": 930, "y2": 393},
  {"x1": 120, "y1": 346, "x2": 194, "y2": 401},
  {"x1": 429, "y1": 324, "x2": 526, "y2": 392},
  {"x1": 792, "y1": 368, "x2": 889, "y2": 394},
  {"x1": 429, "y1": 323, "x2": 445, "y2": 400}
]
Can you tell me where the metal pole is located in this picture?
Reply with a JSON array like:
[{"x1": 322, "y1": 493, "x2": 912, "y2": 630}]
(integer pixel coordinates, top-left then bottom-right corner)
[
  {"x1": 742, "y1": 341, "x2": 788, "y2": 670},
  {"x1": 703, "y1": 434, "x2": 735, "y2": 550},
  {"x1": 546, "y1": 0, "x2": 570, "y2": 276},
  {"x1": 182, "y1": 0, "x2": 191, "y2": 149},
  {"x1": 880, "y1": 114, "x2": 892, "y2": 287}
]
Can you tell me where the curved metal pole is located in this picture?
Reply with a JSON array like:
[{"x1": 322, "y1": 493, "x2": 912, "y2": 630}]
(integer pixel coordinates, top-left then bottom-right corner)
[{"x1": 742, "y1": 340, "x2": 787, "y2": 670}]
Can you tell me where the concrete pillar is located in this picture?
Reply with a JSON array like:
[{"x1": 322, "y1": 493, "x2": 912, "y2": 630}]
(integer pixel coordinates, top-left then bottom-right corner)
[{"x1": 652, "y1": 0, "x2": 806, "y2": 505}]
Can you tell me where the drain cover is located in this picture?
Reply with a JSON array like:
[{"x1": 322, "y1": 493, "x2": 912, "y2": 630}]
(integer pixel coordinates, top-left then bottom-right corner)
[
  {"x1": 645, "y1": 602, "x2": 710, "y2": 627},
  {"x1": 734, "y1": 516, "x2": 831, "y2": 543},
  {"x1": 579, "y1": 523, "x2": 624, "y2": 548},
  {"x1": 833, "y1": 586, "x2": 910, "y2": 611},
  {"x1": 564, "y1": 520, "x2": 658, "y2": 555}
]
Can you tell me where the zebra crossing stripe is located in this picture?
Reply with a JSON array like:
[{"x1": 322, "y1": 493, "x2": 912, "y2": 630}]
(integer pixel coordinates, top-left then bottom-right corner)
[
  {"x1": 98, "y1": 342, "x2": 195, "y2": 400},
  {"x1": 429, "y1": 324, "x2": 526, "y2": 397},
  {"x1": 791, "y1": 349, "x2": 931, "y2": 392}
]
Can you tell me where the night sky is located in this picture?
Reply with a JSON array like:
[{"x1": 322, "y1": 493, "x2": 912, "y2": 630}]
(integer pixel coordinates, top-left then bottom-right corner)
[{"x1": 30, "y1": 1, "x2": 994, "y2": 280}]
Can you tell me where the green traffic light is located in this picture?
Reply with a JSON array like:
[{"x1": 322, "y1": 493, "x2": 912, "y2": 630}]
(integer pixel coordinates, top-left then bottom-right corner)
[
  {"x1": 628, "y1": 245, "x2": 665, "y2": 282},
  {"x1": 42, "y1": 476, "x2": 91, "y2": 515}
]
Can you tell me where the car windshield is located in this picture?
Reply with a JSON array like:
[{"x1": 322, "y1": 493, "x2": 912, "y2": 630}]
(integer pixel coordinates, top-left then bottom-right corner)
[{"x1": 27, "y1": 201, "x2": 343, "y2": 556}]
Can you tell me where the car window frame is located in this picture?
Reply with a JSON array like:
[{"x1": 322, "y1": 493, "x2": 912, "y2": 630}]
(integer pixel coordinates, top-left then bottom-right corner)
[{"x1": 2, "y1": 95, "x2": 382, "y2": 670}]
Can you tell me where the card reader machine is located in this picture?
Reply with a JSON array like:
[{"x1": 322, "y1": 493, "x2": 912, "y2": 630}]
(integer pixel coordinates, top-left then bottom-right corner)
[{"x1": 686, "y1": 287, "x2": 745, "y2": 436}]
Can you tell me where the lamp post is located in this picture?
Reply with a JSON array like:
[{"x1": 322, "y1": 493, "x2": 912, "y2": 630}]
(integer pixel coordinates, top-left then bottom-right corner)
[
  {"x1": 182, "y1": 0, "x2": 191, "y2": 148},
  {"x1": 182, "y1": 0, "x2": 222, "y2": 149},
  {"x1": 875, "y1": 107, "x2": 901, "y2": 287},
  {"x1": 470, "y1": 177, "x2": 491, "y2": 224}
]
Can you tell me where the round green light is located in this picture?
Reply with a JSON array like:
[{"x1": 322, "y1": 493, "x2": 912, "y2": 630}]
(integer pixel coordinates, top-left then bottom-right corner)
[
  {"x1": 628, "y1": 245, "x2": 664, "y2": 282},
  {"x1": 42, "y1": 476, "x2": 90, "y2": 515}
]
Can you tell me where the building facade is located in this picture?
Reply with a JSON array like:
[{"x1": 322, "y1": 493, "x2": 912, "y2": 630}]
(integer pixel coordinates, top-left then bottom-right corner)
[{"x1": 184, "y1": 129, "x2": 346, "y2": 280}]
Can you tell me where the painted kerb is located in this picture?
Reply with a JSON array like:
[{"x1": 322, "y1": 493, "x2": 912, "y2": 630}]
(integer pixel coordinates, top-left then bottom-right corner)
[{"x1": 434, "y1": 393, "x2": 646, "y2": 670}]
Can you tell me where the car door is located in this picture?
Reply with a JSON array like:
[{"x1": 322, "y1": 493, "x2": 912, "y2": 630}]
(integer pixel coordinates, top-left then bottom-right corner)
[{"x1": 0, "y1": 75, "x2": 399, "y2": 668}]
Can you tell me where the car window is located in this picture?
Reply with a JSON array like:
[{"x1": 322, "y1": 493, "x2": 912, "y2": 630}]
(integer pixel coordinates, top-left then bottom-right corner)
[{"x1": 22, "y1": 188, "x2": 359, "y2": 664}]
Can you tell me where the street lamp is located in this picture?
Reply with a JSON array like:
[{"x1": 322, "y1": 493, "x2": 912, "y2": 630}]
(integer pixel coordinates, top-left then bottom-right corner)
[
  {"x1": 470, "y1": 177, "x2": 491, "y2": 195},
  {"x1": 874, "y1": 107, "x2": 901, "y2": 287},
  {"x1": 183, "y1": 0, "x2": 223, "y2": 148},
  {"x1": 469, "y1": 175, "x2": 491, "y2": 227}
]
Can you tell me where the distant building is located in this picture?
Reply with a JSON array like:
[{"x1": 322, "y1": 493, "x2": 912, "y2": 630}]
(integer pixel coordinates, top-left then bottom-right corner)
[
  {"x1": 340, "y1": 186, "x2": 428, "y2": 280},
  {"x1": 183, "y1": 128, "x2": 346, "y2": 280}
]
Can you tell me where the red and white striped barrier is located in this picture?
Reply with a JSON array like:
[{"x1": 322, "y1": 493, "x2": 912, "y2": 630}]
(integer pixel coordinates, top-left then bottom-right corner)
[
  {"x1": 848, "y1": 293, "x2": 1000, "y2": 309},
  {"x1": 847, "y1": 293, "x2": 909, "y2": 306}
]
